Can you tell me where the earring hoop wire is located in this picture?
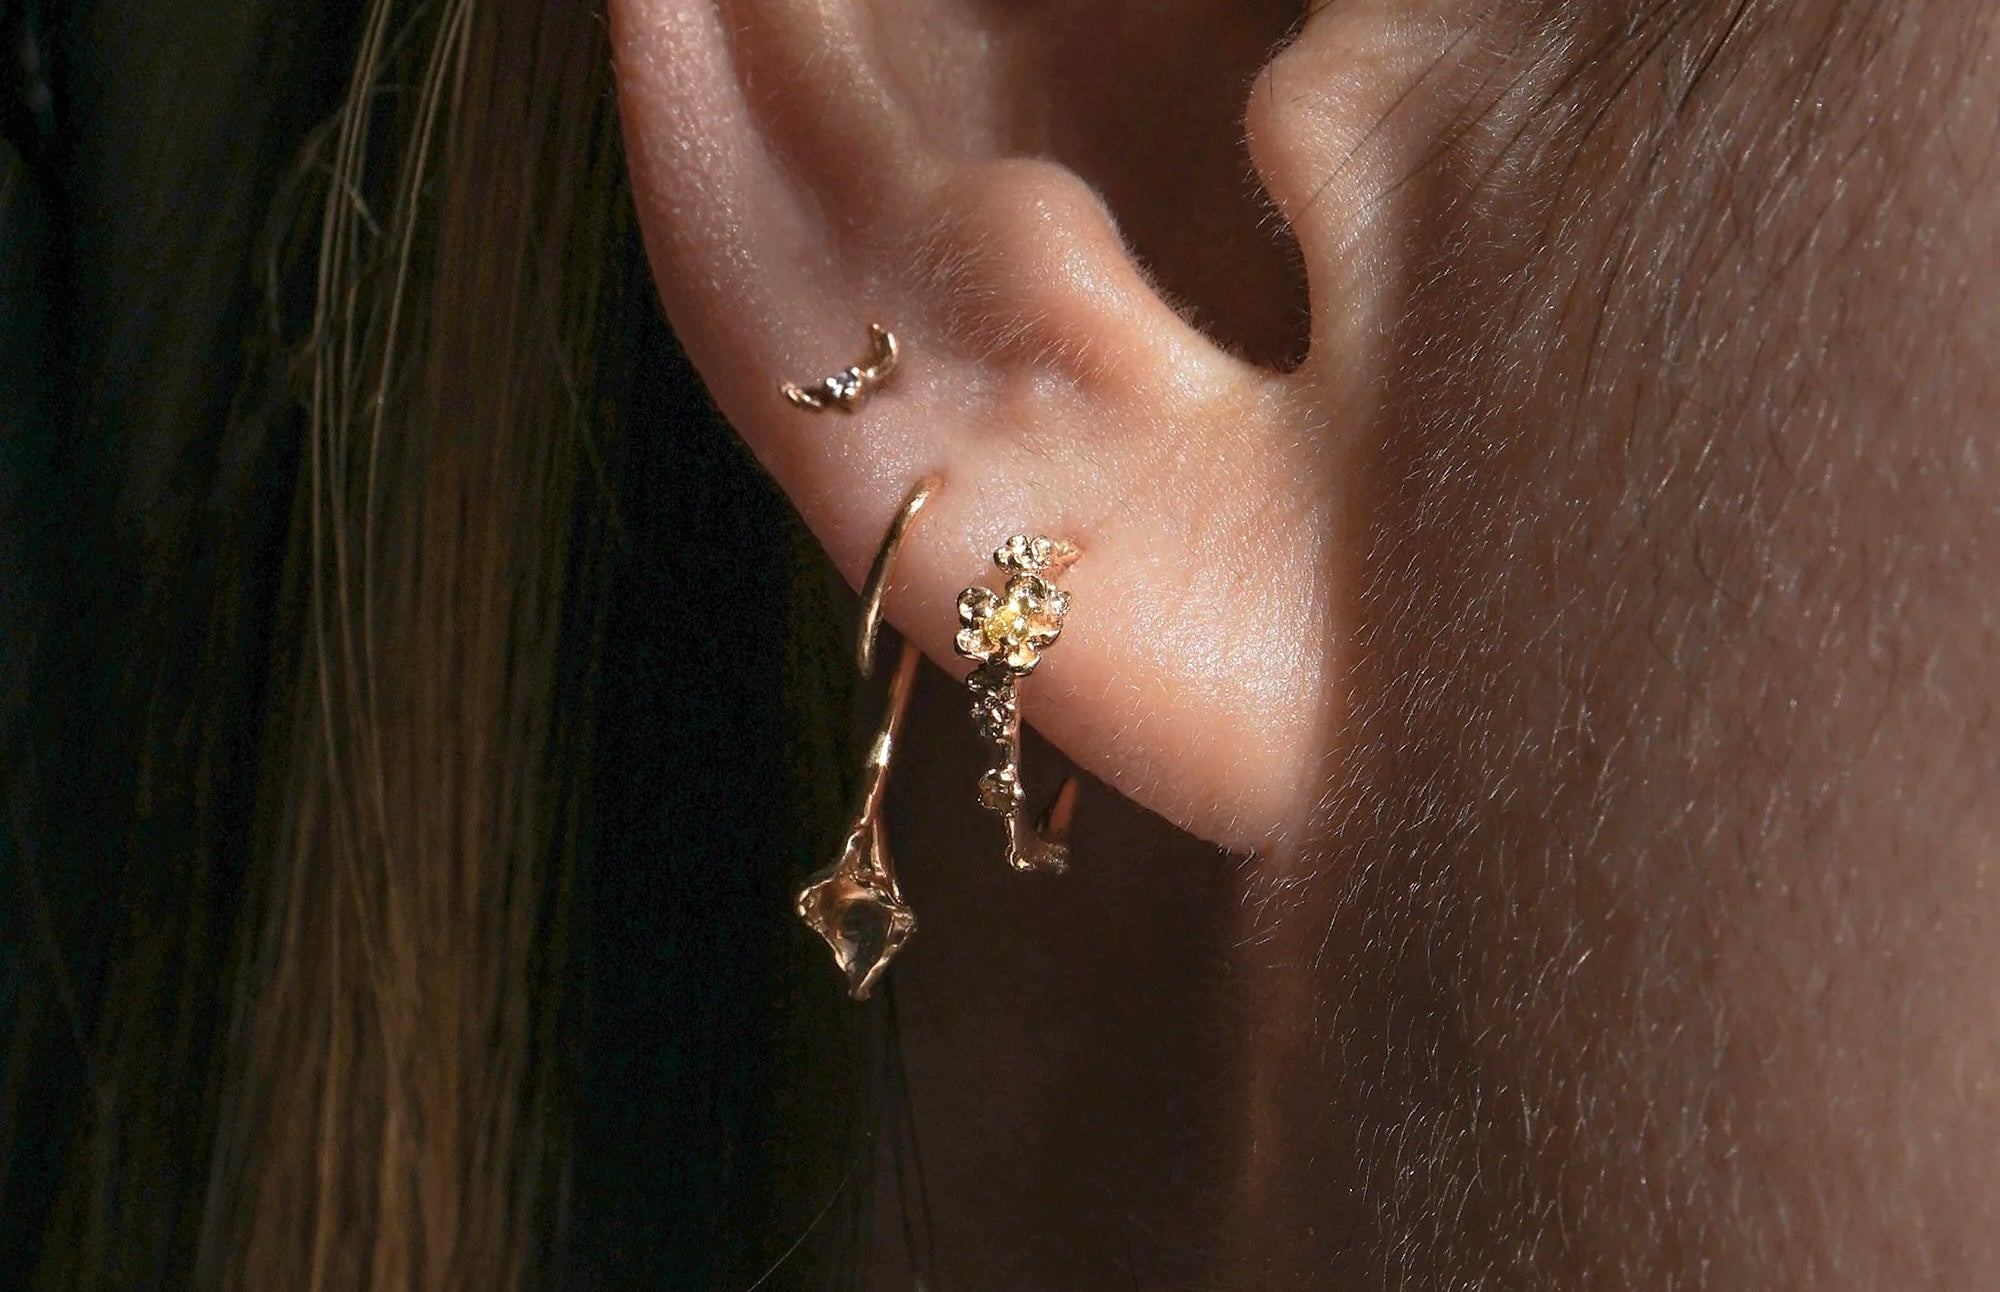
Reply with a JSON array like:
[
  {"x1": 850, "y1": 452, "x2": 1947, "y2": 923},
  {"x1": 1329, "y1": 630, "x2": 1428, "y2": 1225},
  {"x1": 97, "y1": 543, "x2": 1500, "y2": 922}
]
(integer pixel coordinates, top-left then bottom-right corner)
[
  {"x1": 857, "y1": 475, "x2": 938, "y2": 676},
  {"x1": 795, "y1": 476, "x2": 939, "y2": 999}
]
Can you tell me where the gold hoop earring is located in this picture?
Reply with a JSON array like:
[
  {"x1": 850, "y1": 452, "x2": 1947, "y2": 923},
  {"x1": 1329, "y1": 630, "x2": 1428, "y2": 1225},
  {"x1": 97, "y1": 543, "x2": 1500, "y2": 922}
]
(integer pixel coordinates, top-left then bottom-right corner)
[
  {"x1": 795, "y1": 477, "x2": 937, "y2": 999},
  {"x1": 954, "y1": 536, "x2": 1081, "y2": 873},
  {"x1": 780, "y1": 323, "x2": 900, "y2": 413}
]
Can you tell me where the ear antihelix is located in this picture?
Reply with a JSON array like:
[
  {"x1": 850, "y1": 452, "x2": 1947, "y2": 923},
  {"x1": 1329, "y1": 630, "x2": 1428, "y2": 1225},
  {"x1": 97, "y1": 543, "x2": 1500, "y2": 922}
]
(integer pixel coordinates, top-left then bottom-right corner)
[{"x1": 911, "y1": 158, "x2": 1249, "y2": 391}]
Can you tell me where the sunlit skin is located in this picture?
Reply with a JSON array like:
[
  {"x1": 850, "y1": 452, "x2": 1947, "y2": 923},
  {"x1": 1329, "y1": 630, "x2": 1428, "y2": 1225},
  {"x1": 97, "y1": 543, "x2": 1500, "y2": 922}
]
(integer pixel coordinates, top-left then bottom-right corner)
[{"x1": 613, "y1": 0, "x2": 2000, "y2": 1285}]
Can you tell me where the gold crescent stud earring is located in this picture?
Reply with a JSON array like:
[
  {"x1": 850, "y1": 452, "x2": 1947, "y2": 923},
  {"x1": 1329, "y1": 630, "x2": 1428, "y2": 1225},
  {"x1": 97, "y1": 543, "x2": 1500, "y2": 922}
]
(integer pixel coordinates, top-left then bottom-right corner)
[
  {"x1": 781, "y1": 322, "x2": 900, "y2": 413},
  {"x1": 794, "y1": 477, "x2": 937, "y2": 999},
  {"x1": 954, "y1": 535, "x2": 1081, "y2": 873}
]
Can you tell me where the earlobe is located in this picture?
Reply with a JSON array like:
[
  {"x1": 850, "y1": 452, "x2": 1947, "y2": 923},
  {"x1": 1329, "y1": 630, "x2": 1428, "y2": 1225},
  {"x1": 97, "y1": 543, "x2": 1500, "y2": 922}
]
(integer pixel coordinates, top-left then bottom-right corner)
[{"x1": 609, "y1": 0, "x2": 1452, "y2": 854}]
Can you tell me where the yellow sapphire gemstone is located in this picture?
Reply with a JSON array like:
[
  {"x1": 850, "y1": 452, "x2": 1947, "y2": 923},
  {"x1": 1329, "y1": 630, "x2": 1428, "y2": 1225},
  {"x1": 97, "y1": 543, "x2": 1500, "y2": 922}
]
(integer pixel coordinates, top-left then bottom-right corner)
[{"x1": 983, "y1": 600, "x2": 1033, "y2": 647}]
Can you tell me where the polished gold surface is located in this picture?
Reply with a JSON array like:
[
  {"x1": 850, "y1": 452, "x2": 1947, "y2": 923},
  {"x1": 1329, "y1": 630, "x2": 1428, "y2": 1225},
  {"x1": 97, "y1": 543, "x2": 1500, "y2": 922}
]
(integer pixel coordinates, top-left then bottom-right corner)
[
  {"x1": 794, "y1": 641, "x2": 920, "y2": 1000},
  {"x1": 955, "y1": 535, "x2": 1080, "y2": 873},
  {"x1": 857, "y1": 476, "x2": 938, "y2": 677},
  {"x1": 780, "y1": 322, "x2": 900, "y2": 413},
  {"x1": 795, "y1": 477, "x2": 935, "y2": 999}
]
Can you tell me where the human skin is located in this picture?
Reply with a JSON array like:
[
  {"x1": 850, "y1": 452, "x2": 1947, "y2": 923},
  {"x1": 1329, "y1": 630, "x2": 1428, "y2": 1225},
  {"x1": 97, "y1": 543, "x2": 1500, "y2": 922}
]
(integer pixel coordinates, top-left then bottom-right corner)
[{"x1": 613, "y1": 0, "x2": 2000, "y2": 1285}]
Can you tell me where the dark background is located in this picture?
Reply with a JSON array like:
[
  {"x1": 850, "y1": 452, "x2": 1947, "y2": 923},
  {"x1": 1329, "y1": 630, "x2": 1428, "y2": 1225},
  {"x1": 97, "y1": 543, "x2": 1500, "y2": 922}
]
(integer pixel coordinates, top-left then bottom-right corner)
[{"x1": 0, "y1": 2, "x2": 877, "y2": 1284}]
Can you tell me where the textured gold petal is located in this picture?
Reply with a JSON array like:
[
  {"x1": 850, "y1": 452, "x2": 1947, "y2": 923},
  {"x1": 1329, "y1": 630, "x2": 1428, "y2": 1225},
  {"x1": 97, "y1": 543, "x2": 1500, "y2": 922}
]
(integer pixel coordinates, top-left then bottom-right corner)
[
  {"x1": 1005, "y1": 572, "x2": 1048, "y2": 601},
  {"x1": 958, "y1": 586, "x2": 999, "y2": 626},
  {"x1": 956, "y1": 627, "x2": 996, "y2": 661},
  {"x1": 998, "y1": 535, "x2": 1028, "y2": 563}
]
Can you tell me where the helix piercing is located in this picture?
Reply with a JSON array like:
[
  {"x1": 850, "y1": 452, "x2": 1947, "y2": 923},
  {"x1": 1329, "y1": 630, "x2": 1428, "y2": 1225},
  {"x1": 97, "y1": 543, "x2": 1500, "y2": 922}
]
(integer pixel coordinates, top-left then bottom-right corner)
[
  {"x1": 780, "y1": 323, "x2": 900, "y2": 413},
  {"x1": 795, "y1": 477, "x2": 938, "y2": 999},
  {"x1": 954, "y1": 536, "x2": 1081, "y2": 874}
]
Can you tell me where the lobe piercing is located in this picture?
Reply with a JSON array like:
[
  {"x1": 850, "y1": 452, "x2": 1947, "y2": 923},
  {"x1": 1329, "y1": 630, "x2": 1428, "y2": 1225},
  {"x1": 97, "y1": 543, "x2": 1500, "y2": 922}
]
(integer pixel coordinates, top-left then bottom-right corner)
[{"x1": 780, "y1": 323, "x2": 900, "y2": 414}]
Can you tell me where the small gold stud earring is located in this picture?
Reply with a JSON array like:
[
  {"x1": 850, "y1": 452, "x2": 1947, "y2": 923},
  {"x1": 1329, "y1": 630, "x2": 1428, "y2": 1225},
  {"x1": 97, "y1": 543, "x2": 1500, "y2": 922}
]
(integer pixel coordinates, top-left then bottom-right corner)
[
  {"x1": 780, "y1": 323, "x2": 900, "y2": 413},
  {"x1": 954, "y1": 535, "x2": 1081, "y2": 873},
  {"x1": 795, "y1": 477, "x2": 937, "y2": 999}
]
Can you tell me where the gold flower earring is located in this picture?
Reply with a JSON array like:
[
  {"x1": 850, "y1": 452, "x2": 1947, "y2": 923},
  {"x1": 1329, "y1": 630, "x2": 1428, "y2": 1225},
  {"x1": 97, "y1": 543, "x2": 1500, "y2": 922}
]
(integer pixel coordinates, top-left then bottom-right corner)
[
  {"x1": 785, "y1": 325, "x2": 1082, "y2": 994},
  {"x1": 794, "y1": 477, "x2": 936, "y2": 999},
  {"x1": 955, "y1": 536, "x2": 1081, "y2": 873}
]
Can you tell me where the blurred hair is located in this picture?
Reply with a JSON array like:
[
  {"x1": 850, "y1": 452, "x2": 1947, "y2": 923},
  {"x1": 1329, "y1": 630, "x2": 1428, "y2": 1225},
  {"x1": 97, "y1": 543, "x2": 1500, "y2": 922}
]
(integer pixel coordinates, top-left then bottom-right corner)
[
  {"x1": 5, "y1": 1, "x2": 621, "y2": 1284},
  {"x1": 5, "y1": 1, "x2": 880, "y2": 1287},
  {"x1": 197, "y1": 1, "x2": 616, "y2": 1283}
]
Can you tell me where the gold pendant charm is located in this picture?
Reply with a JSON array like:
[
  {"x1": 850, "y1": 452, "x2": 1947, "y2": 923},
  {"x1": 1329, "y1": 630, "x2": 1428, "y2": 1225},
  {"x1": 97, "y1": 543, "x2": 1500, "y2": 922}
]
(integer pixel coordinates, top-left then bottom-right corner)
[
  {"x1": 795, "y1": 642, "x2": 921, "y2": 1000},
  {"x1": 794, "y1": 478, "x2": 934, "y2": 999}
]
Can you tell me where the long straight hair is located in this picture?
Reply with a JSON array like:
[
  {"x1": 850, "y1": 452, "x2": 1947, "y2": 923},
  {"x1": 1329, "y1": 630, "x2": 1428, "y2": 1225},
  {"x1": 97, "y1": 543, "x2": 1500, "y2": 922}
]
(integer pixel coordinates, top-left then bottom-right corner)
[
  {"x1": 193, "y1": 2, "x2": 619, "y2": 1285},
  {"x1": 7, "y1": 1, "x2": 887, "y2": 1285},
  {"x1": 7, "y1": 1, "x2": 621, "y2": 1286}
]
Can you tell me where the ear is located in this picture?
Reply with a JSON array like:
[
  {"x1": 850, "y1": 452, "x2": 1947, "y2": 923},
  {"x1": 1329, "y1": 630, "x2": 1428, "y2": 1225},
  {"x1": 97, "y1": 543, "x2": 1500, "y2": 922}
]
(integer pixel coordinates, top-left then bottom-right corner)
[{"x1": 608, "y1": 0, "x2": 1456, "y2": 855}]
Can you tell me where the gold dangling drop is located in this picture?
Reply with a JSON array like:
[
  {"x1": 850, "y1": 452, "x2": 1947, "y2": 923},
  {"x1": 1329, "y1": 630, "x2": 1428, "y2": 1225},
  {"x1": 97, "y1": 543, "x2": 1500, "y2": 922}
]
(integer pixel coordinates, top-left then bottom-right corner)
[{"x1": 794, "y1": 477, "x2": 936, "y2": 999}]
